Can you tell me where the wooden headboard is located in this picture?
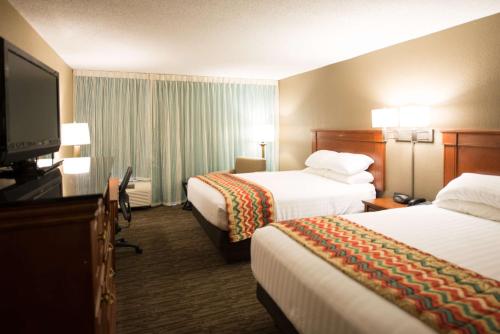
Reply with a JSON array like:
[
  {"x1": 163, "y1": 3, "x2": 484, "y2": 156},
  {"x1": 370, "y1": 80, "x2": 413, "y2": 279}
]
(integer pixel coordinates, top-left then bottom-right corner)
[
  {"x1": 311, "y1": 130, "x2": 386, "y2": 193},
  {"x1": 442, "y1": 130, "x2": 500, "y2": 185}
]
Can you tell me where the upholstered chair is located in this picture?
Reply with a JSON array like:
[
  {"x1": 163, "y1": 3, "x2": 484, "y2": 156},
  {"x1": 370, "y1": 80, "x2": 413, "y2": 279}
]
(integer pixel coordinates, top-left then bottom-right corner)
[{"x1": 232, "y1": 157, "x2": 266, "y2": 174}]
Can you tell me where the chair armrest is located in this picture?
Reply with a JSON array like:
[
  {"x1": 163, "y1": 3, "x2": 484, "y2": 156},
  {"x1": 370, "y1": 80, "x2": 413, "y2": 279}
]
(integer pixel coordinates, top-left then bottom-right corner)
[{"x1": 234, "y1": 157, "x2": 266, "y2": 173}]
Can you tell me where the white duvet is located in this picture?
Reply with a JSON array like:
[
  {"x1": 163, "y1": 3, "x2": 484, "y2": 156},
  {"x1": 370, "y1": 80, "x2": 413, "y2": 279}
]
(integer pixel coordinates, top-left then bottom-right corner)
[
  {"x1": 251, "y1": 205, "x2": 500, "y2": 334},
  {"x1": 187, "y1": 170, "x2": 375, "y2": 230}
]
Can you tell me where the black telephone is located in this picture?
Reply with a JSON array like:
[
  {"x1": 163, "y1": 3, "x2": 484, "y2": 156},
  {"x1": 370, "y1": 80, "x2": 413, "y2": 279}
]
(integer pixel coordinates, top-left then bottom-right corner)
[
  {"x1": 393, "y1": 192, "x2": 426, "y2": 206},
  {"x1": 408, "y1": 198, "x2": 426, "y2": 206},
  {"x1": 393, "y1": 192, "x2": 411, "y2": 204}
]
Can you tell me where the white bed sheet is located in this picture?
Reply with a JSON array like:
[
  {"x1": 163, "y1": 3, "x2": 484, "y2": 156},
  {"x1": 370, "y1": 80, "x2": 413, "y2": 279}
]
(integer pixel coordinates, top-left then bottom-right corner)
[
  {"x1": 187, "y1": 170, "x2": 375, "y2": 230},
  {"x1": 251, "y1": 205, "x2": 500, "y2": 334}
]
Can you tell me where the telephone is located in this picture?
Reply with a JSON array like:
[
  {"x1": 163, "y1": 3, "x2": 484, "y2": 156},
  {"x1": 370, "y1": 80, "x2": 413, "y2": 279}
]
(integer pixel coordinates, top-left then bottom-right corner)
[
  {"x1": 408, "y1": 198, "x2": 426, "y2": 206},
  {"x1": 393, "y1": 192, "x2": 426, "y2": 206},
  {"x1": 393, "y1": 192, "x2": 411, "y2": 204}
]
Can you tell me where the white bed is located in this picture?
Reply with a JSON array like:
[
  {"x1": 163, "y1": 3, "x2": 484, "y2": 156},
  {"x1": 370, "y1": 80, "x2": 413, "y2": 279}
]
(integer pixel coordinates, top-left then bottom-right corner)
[
  {"x1": 251, "y1": 205, "x2": 500, "y2": 334},
  {"x1": 188, "y1": 170, "x2": 376, "y2": 230}
]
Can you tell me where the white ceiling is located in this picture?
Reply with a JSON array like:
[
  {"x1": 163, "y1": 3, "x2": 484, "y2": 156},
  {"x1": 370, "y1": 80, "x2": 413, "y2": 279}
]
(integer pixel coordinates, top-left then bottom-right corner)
[{"x1": 9, "y1": 0, "x2": 500, "y2": 80}]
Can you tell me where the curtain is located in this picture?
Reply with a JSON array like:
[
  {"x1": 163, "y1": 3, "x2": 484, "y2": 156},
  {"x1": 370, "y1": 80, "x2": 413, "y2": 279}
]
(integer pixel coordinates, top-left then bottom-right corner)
[
  {"x1": 74, "y1": 76, "x2": 152, "y2": 179},
  {"x1": 152, "y1": 80, "x2": 277, "y2": 205},
  {"x1": 74, "y1": 72, "x2": 277, "y2": 206}
]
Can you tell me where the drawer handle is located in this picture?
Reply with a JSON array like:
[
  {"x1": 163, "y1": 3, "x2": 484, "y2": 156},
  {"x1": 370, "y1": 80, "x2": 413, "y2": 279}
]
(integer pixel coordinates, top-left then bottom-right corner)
[
  {"x1": 109, "y1": 268, "x2": 115, "y2": 278},
  {"x1": 98, "y1": 231, "x2": 109, "y2": 243},
  {"x1": 101, "y1": 290, "x2": 115, "y2": 305},
  {"x1": 98, "y1": 233, "x2": 106, "y2": 242}
]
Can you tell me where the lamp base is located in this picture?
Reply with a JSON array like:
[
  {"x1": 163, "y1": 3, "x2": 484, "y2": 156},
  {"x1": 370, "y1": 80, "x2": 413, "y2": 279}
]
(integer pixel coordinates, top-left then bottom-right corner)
[
  {"x1": 260, "y1": 142, "x2": 266, "y2": 159},
  {"x1": 73, "y1": 145, "x2": 81, "y2": 157}
]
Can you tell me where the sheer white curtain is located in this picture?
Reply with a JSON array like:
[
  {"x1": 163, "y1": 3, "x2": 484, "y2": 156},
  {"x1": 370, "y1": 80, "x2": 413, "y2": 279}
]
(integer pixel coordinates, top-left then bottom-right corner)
[
  {"x1": 74, "y1": 71, "x2": 278, "y2": 205},
  {"x1": 74, "y1": 74, "x2": 152, "y2": 179},
  {"x1": 151, "y1": 79, "x2": 277, "y2": 205}
]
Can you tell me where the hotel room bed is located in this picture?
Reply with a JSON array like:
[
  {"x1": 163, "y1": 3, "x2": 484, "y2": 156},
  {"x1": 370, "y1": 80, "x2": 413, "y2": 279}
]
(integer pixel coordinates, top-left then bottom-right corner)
[
  {"x1": 251, "y1": 129, "x2": 500, "y2": 334},
  {"x1": 252, "y1": 204, "x2": 500, "y2": 334},
  {"x1": 188, "y1": 130, "x2": 386, "y2": 262},
  {"x1": 188, "y1": 170, "x2": 376, "y2": 231}
]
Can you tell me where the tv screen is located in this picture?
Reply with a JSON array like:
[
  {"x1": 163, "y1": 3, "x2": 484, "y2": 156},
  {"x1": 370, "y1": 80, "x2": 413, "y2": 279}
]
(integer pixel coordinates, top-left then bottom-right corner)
[{"x1": 1, "y1": 38, "x2": 60, "y2": 166}]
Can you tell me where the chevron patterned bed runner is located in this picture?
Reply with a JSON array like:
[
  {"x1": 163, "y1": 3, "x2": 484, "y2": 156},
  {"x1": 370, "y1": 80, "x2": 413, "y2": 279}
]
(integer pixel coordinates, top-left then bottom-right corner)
[
  {"x1": 272, "y1": 216, "x2": 500, "y2": 334},
  {"x1": 195, "y1": 173, "x2": 275, "y2": 242}
]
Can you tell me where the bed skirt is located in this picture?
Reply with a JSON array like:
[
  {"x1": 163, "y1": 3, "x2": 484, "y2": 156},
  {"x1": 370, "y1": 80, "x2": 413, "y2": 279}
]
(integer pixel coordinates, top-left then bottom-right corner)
[
  {"x1": 257, "y1": 283, "x2": 298, "y2": 334},
  {"x1": 192, "y1": 205, "x2": 251, "y2": 263}
]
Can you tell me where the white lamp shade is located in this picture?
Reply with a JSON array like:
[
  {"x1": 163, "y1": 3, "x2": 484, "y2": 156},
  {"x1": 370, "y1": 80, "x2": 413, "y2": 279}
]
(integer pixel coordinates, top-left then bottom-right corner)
[
  {"x1": 399, "y1": 106, "x2": 430, "y2": 128},
  {"x1": 63, "y1": 157, "x2": 91, "y2": 174},
  {"x1": 61, "y1": 123, "x2": 90, "y2": 146},
  {"x1": 371, "y1": 108, "x2": 399, "y2": 128},
  {"x1": 255, "y1": 124, "x2": 275, "y2": 142}
]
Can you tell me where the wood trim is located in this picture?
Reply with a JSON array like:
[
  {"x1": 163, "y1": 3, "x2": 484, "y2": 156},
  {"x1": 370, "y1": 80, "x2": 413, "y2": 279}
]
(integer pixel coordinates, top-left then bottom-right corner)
[
  {"x1": 441, "y1": 129, "x2": 500, "y2": 134},
  {"x1": 311, "y1": 129, "x2": 386, "y2": 193},
  {"x1": 108, "y1": 178, "x2": 119, "y2": 203},
  {"x1": 362, "y1": 198, "x2": 407, "y2": 212},
  {"x1": 442, "y1": 130, "x2": 500, "y2": 185}
]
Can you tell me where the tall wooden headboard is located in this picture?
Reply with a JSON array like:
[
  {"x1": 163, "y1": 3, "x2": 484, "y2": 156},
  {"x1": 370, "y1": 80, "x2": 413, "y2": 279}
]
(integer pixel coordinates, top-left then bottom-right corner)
[
  {"x1": 311, "y1": 130, "x2": 386, "y2": 193},
  {"x1": 442, "y1": 130, "x2": 500, "y2": 185}
]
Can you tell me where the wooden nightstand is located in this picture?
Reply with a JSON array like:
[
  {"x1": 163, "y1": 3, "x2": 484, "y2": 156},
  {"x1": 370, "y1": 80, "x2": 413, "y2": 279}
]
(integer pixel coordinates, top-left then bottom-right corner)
[{"x1": 362, "y1": 198, "x2": 407, "y2": 212}]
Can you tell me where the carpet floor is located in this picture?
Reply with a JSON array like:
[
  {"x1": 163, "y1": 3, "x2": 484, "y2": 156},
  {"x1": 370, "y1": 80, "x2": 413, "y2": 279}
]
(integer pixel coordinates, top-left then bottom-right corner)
[{"x1": 115, "y1": 206, "x2": 279, "y2": 334}]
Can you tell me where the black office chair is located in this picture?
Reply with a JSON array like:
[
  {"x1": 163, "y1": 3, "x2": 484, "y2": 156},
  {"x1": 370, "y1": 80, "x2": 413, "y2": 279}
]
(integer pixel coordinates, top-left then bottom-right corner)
[{"x1": 115, "y1": 166, "x2": 143, "y2": 254}]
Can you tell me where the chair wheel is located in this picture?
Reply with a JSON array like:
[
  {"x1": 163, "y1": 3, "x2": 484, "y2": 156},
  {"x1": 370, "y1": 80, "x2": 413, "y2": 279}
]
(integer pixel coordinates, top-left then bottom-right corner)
[{"x1": 136, "y1": 248, "x2": 143, "y2": 254}]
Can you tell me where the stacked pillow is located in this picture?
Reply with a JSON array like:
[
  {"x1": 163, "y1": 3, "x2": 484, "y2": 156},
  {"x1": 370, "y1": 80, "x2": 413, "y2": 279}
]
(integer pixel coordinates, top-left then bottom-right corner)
[
  {"x1": 304, "y1": 150, "x2": 374, "y2": 184},
  {"x1": 434, "y1": 173, "x2": 500, "y2": 221}
]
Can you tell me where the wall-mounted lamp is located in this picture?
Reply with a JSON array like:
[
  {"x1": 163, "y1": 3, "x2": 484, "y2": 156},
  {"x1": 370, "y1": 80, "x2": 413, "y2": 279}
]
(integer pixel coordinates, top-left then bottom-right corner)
[
  {"x1": 371, "y1": 108, "x2": 399, "y2": 140},
  {"x1": 371, "y1": 105, "x2": 433, "y2": 197},
  {"x1": 61, "y1": 123, "x2": 90, "y2": 157}
]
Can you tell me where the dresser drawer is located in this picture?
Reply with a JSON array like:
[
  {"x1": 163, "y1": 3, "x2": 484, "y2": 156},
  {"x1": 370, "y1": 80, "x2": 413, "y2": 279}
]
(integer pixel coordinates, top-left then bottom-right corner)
[{"x1": 94, "y1": 248, "x2": 116, "y2": 333}]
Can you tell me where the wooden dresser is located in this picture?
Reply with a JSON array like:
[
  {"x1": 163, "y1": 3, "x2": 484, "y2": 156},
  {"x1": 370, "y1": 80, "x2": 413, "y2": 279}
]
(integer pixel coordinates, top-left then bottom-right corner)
[{"x1": 0, "y1": 157, "x2": 117, "y2": 334}]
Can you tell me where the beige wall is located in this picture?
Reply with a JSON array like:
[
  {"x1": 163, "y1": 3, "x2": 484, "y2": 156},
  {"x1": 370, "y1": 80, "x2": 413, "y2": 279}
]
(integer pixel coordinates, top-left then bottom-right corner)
[
  {"x1": 0, "y1": 0, "x2": 73, "y2": 156},
  {"x1": 279, "y1": 14, "x2": 500, "y2": 200}
]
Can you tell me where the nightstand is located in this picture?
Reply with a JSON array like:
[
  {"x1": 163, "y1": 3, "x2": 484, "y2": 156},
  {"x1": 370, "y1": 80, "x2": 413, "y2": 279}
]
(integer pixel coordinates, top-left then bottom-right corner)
[{"x1": 362, "y1": 198, "x2": 407, "y2": 212}]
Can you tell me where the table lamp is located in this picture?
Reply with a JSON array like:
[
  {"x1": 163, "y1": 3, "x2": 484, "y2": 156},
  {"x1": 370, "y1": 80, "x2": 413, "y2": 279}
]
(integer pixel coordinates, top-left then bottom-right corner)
[
  {"x1": 61, "y1": 123, "x2": 90, "y2": 157},
  {"x1": 256, "y1": 124, "x2": 274, "y2": 159}
]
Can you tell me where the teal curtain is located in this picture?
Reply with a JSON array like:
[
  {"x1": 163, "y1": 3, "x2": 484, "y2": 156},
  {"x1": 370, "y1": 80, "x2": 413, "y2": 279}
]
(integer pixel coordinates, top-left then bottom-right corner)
[
  {"x1": 152, "y1": 81, "x2": 277, "y2": 205},
  {"x1": 74, "y1": 74, "x2": 277, "y2": 206},
  {"x1": 74, "y1": 76, "x2": 152, "y2": 179}
]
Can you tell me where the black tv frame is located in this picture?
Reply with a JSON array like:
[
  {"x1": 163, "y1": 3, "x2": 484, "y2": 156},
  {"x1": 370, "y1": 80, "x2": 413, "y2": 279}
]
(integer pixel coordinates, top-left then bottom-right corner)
[{"x1": 0, "y1": 37, "x2": 61, "y2": 167}]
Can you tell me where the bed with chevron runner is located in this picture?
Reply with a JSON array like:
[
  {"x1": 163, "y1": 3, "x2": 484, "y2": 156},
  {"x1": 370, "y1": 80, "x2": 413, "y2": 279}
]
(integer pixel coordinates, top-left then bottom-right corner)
[
  {"x1": 195, "y1": 173, "x2": 275, "y2": 243},
  {"x1": 269, "y1": 215, "x2": 500, "y2": 334}
]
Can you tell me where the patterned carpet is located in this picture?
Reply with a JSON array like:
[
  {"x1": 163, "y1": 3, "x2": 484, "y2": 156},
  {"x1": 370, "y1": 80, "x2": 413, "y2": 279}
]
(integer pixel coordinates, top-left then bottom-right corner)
[{"x1": 115, "y1": 206, "x2": 279, "y2": 334}]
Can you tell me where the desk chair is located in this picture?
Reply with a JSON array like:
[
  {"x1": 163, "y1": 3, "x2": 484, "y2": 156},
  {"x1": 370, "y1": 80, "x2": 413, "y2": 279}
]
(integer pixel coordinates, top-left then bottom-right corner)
[{"x1": 116, "y1": 166, "x2": 143, "y2": 254}]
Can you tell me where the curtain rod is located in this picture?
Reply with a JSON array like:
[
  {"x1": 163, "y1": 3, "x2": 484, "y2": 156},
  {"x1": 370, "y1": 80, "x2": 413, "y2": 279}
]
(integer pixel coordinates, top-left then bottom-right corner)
[{"x1": 73, "y1": 70, "x2": 277, "y2": 85}]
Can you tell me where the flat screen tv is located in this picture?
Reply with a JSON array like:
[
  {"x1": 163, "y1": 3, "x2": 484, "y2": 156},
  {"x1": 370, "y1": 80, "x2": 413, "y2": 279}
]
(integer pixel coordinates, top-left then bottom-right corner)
[{"x1": 0, "y1": 37, "x2": 60, "y2": 167}]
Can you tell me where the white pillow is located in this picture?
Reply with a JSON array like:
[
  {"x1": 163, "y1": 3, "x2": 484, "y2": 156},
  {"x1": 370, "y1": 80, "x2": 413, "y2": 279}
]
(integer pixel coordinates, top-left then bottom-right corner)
[
  {"x1": 329, "y1": 152, "x2": 374, "y2": 175},
  {"x1": 434, "y1": 173, "x2": 500, "y2": 210},
  {"x1": 434, "y1": 199, "x2": 500, "y2": 222},
  {"x1": 304, "y1": 167, "x2": 374, "y2": 184},
  {"x1": 305, "y1": 151, "x2": 374, "y2": 175},
  {"x1": 305, "y1": 150, "x2": 338, "y2": 169}
]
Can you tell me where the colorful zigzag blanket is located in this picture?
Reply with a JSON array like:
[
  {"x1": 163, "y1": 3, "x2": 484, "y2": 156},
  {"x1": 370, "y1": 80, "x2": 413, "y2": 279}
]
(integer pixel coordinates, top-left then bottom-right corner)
[
  {"x1": 195, "y1": 173, "x2": 275, "y2": 242},
  {"x1": 272, "y1": 216, "x2": 500, "y2": 334}
]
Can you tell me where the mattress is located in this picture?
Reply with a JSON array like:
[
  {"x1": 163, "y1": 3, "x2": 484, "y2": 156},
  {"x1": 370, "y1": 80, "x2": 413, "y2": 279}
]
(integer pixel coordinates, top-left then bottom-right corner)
[
  {"x1": 251, "y1": 205, "x2": 500, "y2": 334},
  {"x1": 187, "y1": 170, "x2": 376, "y2": 230}
]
